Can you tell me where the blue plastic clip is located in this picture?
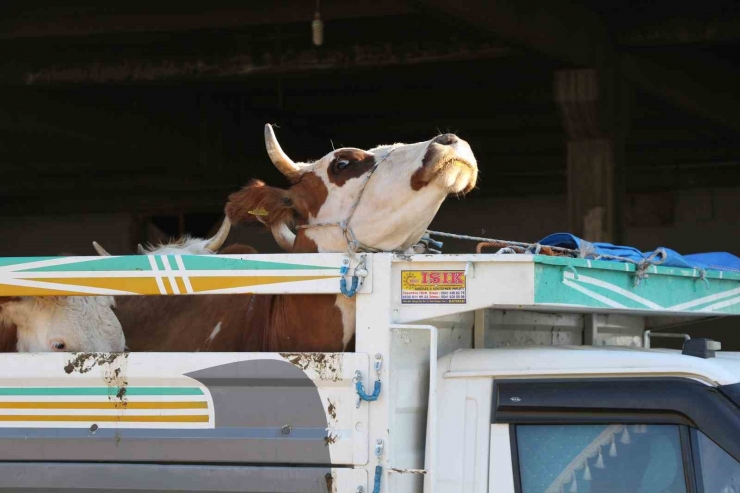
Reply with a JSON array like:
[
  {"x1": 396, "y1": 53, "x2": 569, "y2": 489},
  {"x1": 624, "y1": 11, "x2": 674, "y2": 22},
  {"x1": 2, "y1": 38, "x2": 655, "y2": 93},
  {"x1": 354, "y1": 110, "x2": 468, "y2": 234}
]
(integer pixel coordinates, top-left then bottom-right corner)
[
  {"x1": 341, "y1": 276, "x2": 360, "y2": 298},
  {"x1": 340, "y1": 257, "x2": 360, "y2": 298},
  {"x1": 356, "y1": 379, "x2": 381, "y2": 402}
]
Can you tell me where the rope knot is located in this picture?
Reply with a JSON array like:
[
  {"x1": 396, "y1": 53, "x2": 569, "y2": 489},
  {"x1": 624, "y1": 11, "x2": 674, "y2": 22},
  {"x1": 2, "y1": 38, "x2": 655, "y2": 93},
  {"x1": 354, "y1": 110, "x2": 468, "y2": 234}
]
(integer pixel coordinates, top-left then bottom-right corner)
[
  {"x1": 525, "y1": 243, "x2": 543, "y2": 255},
  {"x1": 633, "y1": 248, "x2": 668, "y2": 287},
  {"x1": 694, "y1": 268, "x2": 709, "y2": 290}
]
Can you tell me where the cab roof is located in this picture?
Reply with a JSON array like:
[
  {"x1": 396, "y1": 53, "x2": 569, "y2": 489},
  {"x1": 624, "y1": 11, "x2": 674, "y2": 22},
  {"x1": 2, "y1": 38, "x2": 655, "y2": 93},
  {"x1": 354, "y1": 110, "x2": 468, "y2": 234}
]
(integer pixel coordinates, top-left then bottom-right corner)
[{"x1": 443, "y1": 345, "x2": 740, "y2": 386}]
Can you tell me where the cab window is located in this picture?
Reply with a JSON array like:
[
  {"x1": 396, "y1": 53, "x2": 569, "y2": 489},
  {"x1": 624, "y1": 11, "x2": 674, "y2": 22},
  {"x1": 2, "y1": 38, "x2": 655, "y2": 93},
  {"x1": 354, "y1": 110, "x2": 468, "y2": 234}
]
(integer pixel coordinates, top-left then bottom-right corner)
[
  {"x1": 514, "y1": 424, "x2": 688, "y2": 493},
  {"x1": 692, "y1": 430, "x2": 740, "y2": 493}
]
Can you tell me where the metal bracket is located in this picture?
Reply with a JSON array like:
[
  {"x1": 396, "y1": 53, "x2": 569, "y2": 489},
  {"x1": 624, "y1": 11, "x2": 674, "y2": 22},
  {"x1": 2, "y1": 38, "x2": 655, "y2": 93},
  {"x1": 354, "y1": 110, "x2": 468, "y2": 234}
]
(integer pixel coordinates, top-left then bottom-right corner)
[
  {"x1": 564, "y1": 265, "x2": 579, "y2": 281},
  {"x1": 373, "y1": 353, "x2": 383, "y2": 374},
  {"x1": 375, "y1": 439, "x2": 384, "y2": 458},
  {"x1": 340, "y1": 254, "x2": 369, "y2": 298}
]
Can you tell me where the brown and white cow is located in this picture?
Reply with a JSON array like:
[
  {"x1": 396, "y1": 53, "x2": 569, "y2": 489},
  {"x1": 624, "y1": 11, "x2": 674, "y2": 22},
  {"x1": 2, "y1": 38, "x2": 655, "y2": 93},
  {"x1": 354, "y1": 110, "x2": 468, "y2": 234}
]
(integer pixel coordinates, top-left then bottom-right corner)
[
  {"x1": 90, "y1": 125, "x2": 477, "y2": 354},
  {"x1": 220, "y1": 124, "x2": 479, "y2": 351},
  {"x1": 91, "y1": 218, "x2": 264, "y2": 352},
  {"x1": 0, "y1": 295, "x2": 124, "y2": 352}
]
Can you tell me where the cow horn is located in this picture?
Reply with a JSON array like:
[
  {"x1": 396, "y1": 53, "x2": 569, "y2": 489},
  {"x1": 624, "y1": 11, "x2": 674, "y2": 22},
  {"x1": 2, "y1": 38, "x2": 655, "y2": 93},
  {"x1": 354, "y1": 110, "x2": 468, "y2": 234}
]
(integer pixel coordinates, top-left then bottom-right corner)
[
  {"x1": 92, "y1": 241, "x2": 111, "y2": 257},
  {"x1": 265, "y1": 124, "x2": 301, "y2": 181},
  {"x1": 205, "y1": 217, "x2": 231, "y2": 252},
  {"x1": 271, "y1": 221, "x2": 296, "y2": 252}
]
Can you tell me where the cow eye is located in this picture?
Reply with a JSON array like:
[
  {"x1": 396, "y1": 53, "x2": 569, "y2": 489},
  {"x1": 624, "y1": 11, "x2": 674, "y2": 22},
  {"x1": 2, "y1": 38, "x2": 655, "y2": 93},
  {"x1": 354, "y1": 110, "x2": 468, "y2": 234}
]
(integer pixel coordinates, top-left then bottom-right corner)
[
  {"x1": 337, "y1": 159, "x2": 350, "y2": 170},
  {"x1": 51, "y1": 341, "x2": 66, "y2": 351}
]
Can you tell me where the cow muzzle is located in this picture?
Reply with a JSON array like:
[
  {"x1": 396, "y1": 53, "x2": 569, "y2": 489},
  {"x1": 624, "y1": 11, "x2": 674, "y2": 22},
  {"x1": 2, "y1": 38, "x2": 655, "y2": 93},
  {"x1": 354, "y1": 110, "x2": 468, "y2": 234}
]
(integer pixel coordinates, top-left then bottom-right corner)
[{"x1": 421, "y1": 134, "x2": 478, "y2": 193}]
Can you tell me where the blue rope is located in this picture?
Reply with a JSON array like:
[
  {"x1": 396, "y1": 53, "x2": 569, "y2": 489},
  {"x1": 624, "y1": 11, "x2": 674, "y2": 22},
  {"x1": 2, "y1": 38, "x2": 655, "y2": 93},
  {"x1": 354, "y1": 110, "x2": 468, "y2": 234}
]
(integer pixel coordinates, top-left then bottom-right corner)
[
  {"x1": 339, "y1": 260, "x2": 360, "y2": 298},
  {"x1": 356, "y1": 380, "x2": 381, "y2": 401},
  {"x1": 340, "y1": 276, "x2": 359, "y2": 298},
  {"x1": 373, "y1": 464, "x2": 382, "y2": 493}
]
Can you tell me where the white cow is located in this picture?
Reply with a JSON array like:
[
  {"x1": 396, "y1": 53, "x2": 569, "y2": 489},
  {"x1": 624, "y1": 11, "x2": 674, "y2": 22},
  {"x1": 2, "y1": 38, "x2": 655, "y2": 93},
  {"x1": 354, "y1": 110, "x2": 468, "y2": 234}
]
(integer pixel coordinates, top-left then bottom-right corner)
[
  {"x1": 222, "y1": 124, "x2": 479, "y2": 351},
  {"x1": 0, "y1": 295, "x2": 124, "y2": 353}
]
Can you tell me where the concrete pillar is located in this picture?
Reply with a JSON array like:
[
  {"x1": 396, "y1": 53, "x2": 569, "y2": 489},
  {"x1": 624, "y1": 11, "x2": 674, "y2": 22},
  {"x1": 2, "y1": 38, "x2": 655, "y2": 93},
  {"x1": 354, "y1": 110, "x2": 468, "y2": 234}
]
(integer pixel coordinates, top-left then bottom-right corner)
[{"x1": 555, "y1": 68, "x2": 627, "y2": 243}]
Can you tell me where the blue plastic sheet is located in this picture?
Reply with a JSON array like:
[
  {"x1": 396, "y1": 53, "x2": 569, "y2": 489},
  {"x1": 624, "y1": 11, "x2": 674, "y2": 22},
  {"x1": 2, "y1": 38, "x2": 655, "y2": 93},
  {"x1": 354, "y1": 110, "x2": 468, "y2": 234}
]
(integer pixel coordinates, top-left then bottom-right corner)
[{"x1": 537, "y1": 233, "x2": 740, "y2": 273}]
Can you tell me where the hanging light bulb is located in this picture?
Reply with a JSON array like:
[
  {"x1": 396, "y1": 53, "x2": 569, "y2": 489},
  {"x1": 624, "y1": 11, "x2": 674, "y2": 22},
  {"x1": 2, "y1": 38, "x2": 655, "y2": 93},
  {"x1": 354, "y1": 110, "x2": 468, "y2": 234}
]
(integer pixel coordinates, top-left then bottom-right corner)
[{"x1": 312, "y1": 0, "x2": 323, "y2": 46}]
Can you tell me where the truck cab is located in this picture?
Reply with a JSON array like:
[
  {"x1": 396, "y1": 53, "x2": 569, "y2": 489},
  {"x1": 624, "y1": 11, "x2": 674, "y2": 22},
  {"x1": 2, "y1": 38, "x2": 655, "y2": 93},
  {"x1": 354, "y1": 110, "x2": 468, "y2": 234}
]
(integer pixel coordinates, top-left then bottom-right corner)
[{"x1": 432, "y1": 344, "x2": 740, "y2": 493}]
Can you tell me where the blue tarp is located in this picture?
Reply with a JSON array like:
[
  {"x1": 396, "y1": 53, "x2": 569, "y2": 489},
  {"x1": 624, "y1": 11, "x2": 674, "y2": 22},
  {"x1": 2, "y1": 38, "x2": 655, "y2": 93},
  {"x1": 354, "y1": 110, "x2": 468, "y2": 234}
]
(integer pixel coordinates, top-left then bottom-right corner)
[{"x1": 537, "y1": 233, "x2": 740, "y2": 274}]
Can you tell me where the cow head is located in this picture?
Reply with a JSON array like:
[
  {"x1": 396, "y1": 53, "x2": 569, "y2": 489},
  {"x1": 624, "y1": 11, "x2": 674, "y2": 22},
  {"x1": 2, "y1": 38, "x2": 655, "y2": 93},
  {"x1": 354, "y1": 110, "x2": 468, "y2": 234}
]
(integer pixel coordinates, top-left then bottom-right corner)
[
  {"x1": 226, "y1": 124, "x2": 478, "y2": 253},
  {"x1": 0, "y1": 296, "x2": 124, "y2": 353}
]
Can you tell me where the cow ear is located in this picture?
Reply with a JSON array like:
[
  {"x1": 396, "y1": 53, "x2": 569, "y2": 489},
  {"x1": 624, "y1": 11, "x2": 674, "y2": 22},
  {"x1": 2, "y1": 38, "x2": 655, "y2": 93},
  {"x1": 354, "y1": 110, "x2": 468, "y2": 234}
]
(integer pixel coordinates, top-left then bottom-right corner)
[
  {"x1": 226, "y1": 180, "x2": 297, "y2": 227},
  {"x1": 0, "y1": 298, "x2": 22, "y2": 326}
]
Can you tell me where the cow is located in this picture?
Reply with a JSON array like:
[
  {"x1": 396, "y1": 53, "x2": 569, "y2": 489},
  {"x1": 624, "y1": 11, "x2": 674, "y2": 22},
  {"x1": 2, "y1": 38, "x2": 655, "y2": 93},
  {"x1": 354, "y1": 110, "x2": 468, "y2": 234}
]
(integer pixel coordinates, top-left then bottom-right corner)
[
  {"x1": 89, "y1": 125, "x2": 477, "y2": 354},
  {"x1": 91, "y1": 218, "x2": 265, "y2": 352},
  {"x1": 219, "y1": 124, "x2": 479, "y2": 352},
  {"x1": 0, "y1": 295, "x2": 124, "y2": 353}
]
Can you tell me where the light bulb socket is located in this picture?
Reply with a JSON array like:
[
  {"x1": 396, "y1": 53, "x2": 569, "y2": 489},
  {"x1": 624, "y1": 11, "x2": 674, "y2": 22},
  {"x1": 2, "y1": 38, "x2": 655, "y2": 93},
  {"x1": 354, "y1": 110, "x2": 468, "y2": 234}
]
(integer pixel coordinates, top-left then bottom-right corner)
[{"x1": 312, "y1": 13, "x2": 323, "y2": 46}]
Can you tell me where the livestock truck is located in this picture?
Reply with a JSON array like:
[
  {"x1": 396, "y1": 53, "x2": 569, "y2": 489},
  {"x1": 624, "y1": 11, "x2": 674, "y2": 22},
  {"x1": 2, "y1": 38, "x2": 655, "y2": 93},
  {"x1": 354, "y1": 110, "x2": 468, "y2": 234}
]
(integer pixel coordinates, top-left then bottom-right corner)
[{"x1": 0, "y1": 251, "x2": 738, "y2": 493}]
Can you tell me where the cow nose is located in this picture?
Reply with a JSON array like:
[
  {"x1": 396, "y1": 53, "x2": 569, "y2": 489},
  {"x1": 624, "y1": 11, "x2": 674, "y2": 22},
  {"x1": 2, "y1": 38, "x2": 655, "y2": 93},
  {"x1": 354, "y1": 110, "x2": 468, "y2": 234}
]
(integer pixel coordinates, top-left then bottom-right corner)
[{"x1": 433, "y1": 133, "x2": 459, "y2": 146}]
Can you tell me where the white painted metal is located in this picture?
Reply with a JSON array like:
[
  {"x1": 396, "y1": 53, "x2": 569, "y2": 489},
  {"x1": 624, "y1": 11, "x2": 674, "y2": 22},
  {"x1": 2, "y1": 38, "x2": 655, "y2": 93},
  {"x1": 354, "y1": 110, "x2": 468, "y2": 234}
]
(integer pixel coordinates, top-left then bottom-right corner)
[
  {"x1": 439, "y1": 346, "x2": 740, "y2": 386},
  {"x1": 335, "y1": 468, "x2": 369, "y2": 493},
  {"x1": 388, "y1": 324, "x2": 438, "y2": 493},
  {"x1": 488, "y1": 425, "x2": 515, "y2": 493},
  {"x1": 355, "y1": 254, "x2": 394, "y2": 492},
  {"x1": 429, "y1": 363, "x2": 492, "y2": 493},
  {"x1": 0, "y1": 253, "x2": 373, "y2": 296}
]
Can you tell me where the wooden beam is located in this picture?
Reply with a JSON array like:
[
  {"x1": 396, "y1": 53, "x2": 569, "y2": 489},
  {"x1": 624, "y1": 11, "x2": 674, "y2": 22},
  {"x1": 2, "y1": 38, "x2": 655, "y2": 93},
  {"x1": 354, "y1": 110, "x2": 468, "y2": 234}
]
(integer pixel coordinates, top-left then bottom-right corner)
[
  {"x1": 0, "y1": 1, "x2": 415, "y2": 39},
  {"x1": 416, "y1": 0, "x2": 611, "y2": 67},
  {"x1": 554, "y1": 68, "x2": 624, "y2": 242},
  {"x1": 619, "y1": 17, "x2": 740, "y2": 46},
  {"x1": 622, "y1": 54, "x2": 740, "y2": 134},
  {"x1": 12, "y1": 44, "x2": 512, "y2": 85},
  {"x1": 0, "y1": 174, "x2": 240, "y2": 197},
  {"x1": 0, "y1": 193, "x2": 228, "y2": 217},
  {"x1": 418, "y1": 0, "x2": 740, "y2": 134}
]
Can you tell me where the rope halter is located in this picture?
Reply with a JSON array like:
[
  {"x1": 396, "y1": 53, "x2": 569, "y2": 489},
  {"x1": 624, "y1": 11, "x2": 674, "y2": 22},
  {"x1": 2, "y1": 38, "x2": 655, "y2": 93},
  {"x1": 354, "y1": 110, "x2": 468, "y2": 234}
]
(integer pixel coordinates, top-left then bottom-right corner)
[
  {"x1": 295, "y1": 146, "x2": 400, "y2": 297},
  {"x1": 295, "y1": 146, "x2": 400, "y2": 255}
]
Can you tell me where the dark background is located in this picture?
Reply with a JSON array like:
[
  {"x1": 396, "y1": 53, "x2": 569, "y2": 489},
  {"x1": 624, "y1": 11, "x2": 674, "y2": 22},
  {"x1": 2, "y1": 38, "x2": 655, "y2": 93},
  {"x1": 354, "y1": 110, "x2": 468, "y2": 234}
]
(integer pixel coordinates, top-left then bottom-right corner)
[{"x1": 1, "y1": 1, "x2": 739, "y2": 348}]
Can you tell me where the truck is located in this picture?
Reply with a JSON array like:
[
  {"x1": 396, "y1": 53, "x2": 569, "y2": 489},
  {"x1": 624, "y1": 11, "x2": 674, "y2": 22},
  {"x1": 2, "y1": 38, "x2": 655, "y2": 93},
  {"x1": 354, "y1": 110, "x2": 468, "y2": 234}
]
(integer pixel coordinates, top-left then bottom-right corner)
[{"x1": 0, "y1": 251, "x2": 738, "y2": 493}]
